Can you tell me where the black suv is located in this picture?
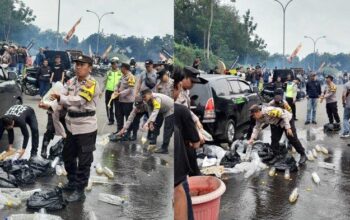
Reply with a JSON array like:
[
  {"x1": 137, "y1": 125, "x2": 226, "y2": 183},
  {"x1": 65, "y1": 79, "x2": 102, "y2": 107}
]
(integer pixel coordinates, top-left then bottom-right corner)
[{"x1": 190, "y1": 74, "x2": 262, "y2": 144}]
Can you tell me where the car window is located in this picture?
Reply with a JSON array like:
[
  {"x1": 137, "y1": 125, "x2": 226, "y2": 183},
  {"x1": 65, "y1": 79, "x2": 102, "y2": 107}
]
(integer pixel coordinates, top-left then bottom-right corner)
[
  {"x1": 239, "y1": 81, "x2": 252, "y2": 93},
  {"x1": 228, "y1": 80, "x2": 241, "y2": 94},
  {"x1": 190, "y1": 83, "x2": 211, "y2": 106},
  {"x1": 212, "y1": 79, "x2": 231, "y2": 96}
]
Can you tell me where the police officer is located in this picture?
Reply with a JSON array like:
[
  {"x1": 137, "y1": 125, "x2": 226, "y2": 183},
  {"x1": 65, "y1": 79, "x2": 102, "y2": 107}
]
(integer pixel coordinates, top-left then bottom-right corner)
[
  {"x1": 248, "y1": 104, "x2": 306, "y2": 165},
  {"x1": 141, "y1": 89, "x2": 174, "y2": 154},
  {"x1": 156, "y1": 69, "x2": 174, "y2": 98},
  {"x1": 321, "y1": 75, "x2": 340, "y2": 126},
  {"x1": 48, "y1": 55, "x2": 100, "y2": 202},
  {"x1": 0, "y1": 105, "x2": 39, "y2": 159},
  {"x1": 117, "y1": 96, "x2": 147, "y2": 141},
  {"x1": 268, "y1": 92, "x2": 292, "y2": 112},
  {"x1": 135, "y1": 59, "x2": 157, "y2": 94},
  {"x1": 100, "y1": 57, "x2": 122, "y2": 125},
  {"x1": 285, "y1": 74, "x2": 298, "y2": 120},
  {"x1": 113, "y1": 62, "x2": 136, "y2": 134},
  {"x1": 176, "y1": 66, "x2": 203, "y2": 130}
]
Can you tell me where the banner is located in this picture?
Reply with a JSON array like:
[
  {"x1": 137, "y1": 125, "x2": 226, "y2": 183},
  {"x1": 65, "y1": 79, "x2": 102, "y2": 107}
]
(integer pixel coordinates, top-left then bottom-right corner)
[
  {"x1": 64, "y1": 17, "x2": 82, "y2": 44},
  {"x1": 102, "y1": 45, "x2": 113, "y2": 59},
  {"x1": 288, "y1": 43, "x2": 302, "y2": 63}
]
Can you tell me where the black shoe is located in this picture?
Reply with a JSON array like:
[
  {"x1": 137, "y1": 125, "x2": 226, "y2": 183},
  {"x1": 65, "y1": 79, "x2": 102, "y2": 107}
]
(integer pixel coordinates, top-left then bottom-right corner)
[
  {"x1": 312, "y1": 121, "x2": 317, "y2": 124},
  {"x1": 62, "y1": 182, "x2": 76, "y2": 192},
  {"x1": 299, "y1": 154, "x2": 307, "y2": 165},
  {"x1": 305, "y1": 121, "x2": 310, "y2": 125},
  {"x1": 108, "y1": 121, "x2": 114, "y2": 125},
  {"x1": 154, "y1": 148, "x2": 168, "y2": 154},
  {"x1": 66, "y1": 189, "x2": 86, "y2": 203}
]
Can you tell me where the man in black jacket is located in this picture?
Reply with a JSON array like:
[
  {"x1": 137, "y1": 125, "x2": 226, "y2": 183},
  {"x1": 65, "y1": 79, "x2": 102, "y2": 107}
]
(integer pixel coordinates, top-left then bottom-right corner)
[
  {"x1": 305, "y1": 73, "x2": 322, "y2": 124},
  {"x1": 0, "y1": 105, "x2": 39, "y2": 159}
]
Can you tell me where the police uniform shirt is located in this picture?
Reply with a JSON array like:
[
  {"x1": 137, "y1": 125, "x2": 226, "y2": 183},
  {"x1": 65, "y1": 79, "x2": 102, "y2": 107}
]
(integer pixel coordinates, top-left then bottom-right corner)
[
  {"x1": 251, "y1": 106, "x2": 293, "y2": 140},
  {"x1": 57, "y1": 75, "x2": 100, "y2": 135},
  {"x1": 146, "y1": 93, "x2": 174, "y2": 124},
  {"x1": 0, "y1": 105, "x2": 34, "y2": 148},
  {"x1": 324, "y1": 82, "x2": 337, "y2": 104},
  {"x1": 268, "y1": 100, "x2": 292, "y2": 112},
  {"x1": 139, "y1": 70, "x2": 157, "y2": 92},
  {"x1": 175, "y1": 88, "x2": 200, "y2": 123},
  {"x1": 156, "y1": 78, "x2": 174, "y2": 98},
  {"x1": 116, "y1": 72, "x2": 136, "y2": 103}
]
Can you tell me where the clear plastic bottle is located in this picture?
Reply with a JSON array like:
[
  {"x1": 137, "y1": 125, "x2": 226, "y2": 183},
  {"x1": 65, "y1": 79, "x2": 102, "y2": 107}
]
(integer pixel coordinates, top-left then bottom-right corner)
[
  {"x1": 51, "y1": 157, "x2": 60, "y2": 168},
  {"x1": 86, "y1": 180, "x2": 93, "y2": 191},
  {"x1": 284, "y1": 169, "x2": 290, "y2": 180},
  {"x1": 98, "y1": 193, "x2": 127, "y2": 206},
  {"x1": 61, "y1": 165, "x2": 67, "y2": 176},
  {"x1": 311, "y1": 172, "x2": 320, "y2": 184},
  {"x1": 312, "y1": 149, "x2": 318, "y2": 158},
  {"x1": 289, "y1": 188, "x2": 299, "y2": 203},
  {"x1": 95, "y1": 163, "x2": 103, "y2": 174},
  {"x1": 315, "y1": 144, "x2": 321, "y2": 152},
  {"x1": 141, "y1": 135, "x2": 147, "y2": 145},
  {"x1": 90, "y1": 175, "x2": 109, "y2": 184},
  {"x1": 55, "y1": 165, "x2": 63, "y2": 176},
  {"x1": 103, "y1": 167, "x2": 114, "y2": 178},
  {"x1": 268, "y1": 167, "x2": 276, "y2": 177},
  {"x1": 320, "y1": 146, "x2": 328, "y2": 154},
  {"x1": 318, "y1": 161, "x2": 336, "y2": 170}
]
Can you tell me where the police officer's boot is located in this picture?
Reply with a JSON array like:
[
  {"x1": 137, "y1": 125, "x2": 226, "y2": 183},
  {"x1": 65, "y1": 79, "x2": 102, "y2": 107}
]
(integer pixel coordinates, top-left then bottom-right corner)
[
  {"x1": 61, "y1": 182, "x2": 76, "y2": 192},
  {"x1": 40, "y1": 136, "x2": 50, "y2": 159},
  {"x1": 66, "y1": 189, "x2": 86, "y2": 203}
]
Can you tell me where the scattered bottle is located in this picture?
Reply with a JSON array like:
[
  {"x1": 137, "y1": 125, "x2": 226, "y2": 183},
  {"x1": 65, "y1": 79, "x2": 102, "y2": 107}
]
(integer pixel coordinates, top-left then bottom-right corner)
[
  {"x1": 141, "y1": 135, "x2": 147, "y2": 145},
  {"x1": 320, "y1": 146, "x2": 328, "y2": 154},
  {"x1": 315, "y1": 144, "x2": 321, "y2": 152},
  {"x1": 284, "y1": 169, "x2": 290, "y2": 180},
  {"x1": 311, "y1": 172, "x2": 321, "y2": 184},
  {"x1": 291, "y1": 147, "x2": 296, "y2": 154},
  {"x1": 103, "y1": 167, "x2": 114, "y2": 178},
  {"x1": 58, "y1": 182, "x2": 63, "y2": 188},
  {"x1": 98, "y1": 193, "x2": 127, "y2": 206},
  {"x1": 269, "y1": 167, "x2": 276, "y2": 177},
  {"x1": 312, "y1": 149, "x2": 318, "y2": 158},
  {"x1": 61, "y1": 165, "x2": 67, "y2": 176},
  {"x1": 55, "y1": 165, "x2": 63, "y2": 176},
  {"x1": 306, "y1": 151, "x2": 314, "y2": 161},
  {"x1": 86, "y1": 180, "x2": 93, "y2": 191},
  {"x1": 95, "y1": 163, "x2": 103, "y2": 174},
  {"x1": 90, "y1": 175, "x2": 109, "y2": 184},
  {"x1": 51, "y1": 157, "x2": 60, "y2": 168},
  {"x1": 289, "y1": 188, "x2": 299, "y2": 203}
]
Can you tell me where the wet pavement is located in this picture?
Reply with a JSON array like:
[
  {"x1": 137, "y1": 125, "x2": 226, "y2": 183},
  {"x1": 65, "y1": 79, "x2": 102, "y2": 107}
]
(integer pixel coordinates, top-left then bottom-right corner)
[
  {"x1": 220, "y1": 87, "x2": 350, "y2": 220},
  {"x1": 0, "y1": 77, "x2": 173, "y2": 220}
]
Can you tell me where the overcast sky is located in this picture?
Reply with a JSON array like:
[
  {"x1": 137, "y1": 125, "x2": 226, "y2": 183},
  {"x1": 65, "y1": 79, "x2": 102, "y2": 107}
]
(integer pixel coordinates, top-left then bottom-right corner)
[
  {"x1": 233, "y1": 0, "x2": 350, "y2": 58},
  {"x1": 26, "y1": 0, "x2": 173, "y2": 40}
]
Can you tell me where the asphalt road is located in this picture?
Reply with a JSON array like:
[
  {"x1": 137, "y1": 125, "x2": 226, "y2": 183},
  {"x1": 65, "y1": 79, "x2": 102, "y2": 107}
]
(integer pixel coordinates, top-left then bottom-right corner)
[
  {"x1": 220, "y1": 85, "x2": 350, "y2": 220},
  {"x1": 0, "y1": 76, "x2": 173, "y2": 220}
]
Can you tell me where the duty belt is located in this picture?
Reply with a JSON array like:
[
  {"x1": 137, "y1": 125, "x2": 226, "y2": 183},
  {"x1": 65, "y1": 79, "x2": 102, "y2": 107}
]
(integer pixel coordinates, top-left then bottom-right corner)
[{"x1": 68, "y1": 111, "x2": 96, "y2": 118}]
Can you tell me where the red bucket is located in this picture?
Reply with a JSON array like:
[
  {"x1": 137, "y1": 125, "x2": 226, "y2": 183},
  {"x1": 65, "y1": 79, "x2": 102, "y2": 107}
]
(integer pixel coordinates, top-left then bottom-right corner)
[{"x1": 188, "y1": 176, "x2": 226, "y2": 220}]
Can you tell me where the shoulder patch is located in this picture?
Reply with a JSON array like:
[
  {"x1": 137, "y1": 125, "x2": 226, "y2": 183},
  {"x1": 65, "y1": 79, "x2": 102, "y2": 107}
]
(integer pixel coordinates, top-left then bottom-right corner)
[
  {"x1": 267, "y1": 108, "x2": 282, "y2": 118},
  {"x1": 152, "y1": 99, "x2": 161, "y2": 110},
  {"x1": 128, "y1": 75, "x2": 136, "y2": 86}
]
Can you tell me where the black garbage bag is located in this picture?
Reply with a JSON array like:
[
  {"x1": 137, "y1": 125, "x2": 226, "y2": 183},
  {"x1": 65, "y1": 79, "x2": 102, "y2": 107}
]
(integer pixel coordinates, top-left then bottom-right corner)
[
  {"x1": 274, "y1": 154, "x2": 298, "y2": 172},
  {"x1": 1, "y1": 160, "x2": 36, "y2": 185},
  {"x1": 29, "y1": 157, "x2": 54, "y2": 177},
  {"x1": 220, "y1": 151, "x2": 241, "y2": 168},
  {"x1": 27, "y1": 187, "x2": 66, "y2": 211},
  {"x1": 48, "y1": 138, "x2": 65, "y2": 160},
  {"x1": 0, "y1": 176, "x2": 17, "y2": 188}
]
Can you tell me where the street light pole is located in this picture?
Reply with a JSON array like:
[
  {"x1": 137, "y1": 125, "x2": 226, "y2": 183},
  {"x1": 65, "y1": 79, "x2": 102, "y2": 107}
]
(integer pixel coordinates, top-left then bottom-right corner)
[
  {"x1": 86, "y1": 10, "x2": 114, "y2": 55},
  {"x1": 304, "y1": 35, "x2": 326, "y2": 71},
  {"x1": 273, "y1": 0, "x2": 294, "y2": 67},
  {"x1": 56, "y1": 0, "x2": 61, "y2": 50}
]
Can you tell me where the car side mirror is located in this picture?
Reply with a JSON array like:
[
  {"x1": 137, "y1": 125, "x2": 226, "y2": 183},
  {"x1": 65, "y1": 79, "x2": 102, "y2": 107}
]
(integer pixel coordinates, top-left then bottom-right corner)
[{"x1": 8, "y1": 71, "x2": 17, "y2": 80}]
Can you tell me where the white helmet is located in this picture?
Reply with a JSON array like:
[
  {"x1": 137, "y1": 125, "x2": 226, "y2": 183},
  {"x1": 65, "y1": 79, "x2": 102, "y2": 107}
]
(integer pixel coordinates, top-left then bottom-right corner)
[{"x1": 110, "y1": 57, "x2": 119, "y2": 63}]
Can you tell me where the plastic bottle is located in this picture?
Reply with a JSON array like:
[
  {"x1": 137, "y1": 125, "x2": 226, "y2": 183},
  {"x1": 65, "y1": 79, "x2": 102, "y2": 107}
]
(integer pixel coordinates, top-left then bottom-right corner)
[
  {"x1": 291, "y1": 147, "x2": 296, "y2": 154},
  {"x1": 103, "y1": 167, "x2": 114, "y2": 178},
  {"x1": 1, "y1": 193, "x2": 21, "y2": 207},
  {"x1": 55, "y1": 165, "x2": 63, "y2": 176},
  {"x1": 61, "y1": 165, "x2": 67, "y2": 176},
  {"x1": 312, "y1": 149, "x2": 318, "y2": 158},
  {"x1": 200, "y1": 128, "x2": 213, "y2": 141},
  {"x1": 98, "y1": 193, "x2": 127, "y2": 206},
  {"x1": 289, "y1": 188, "x2": 299, "y2": 203},
  {"x1": 42, "y1": 82, "x2": 64, "y2": 105},
  {"x1": 318, "y1": 161, "x2": 336, "y2": 170},
  {"x1": 311, "y1": 172, "x2": 321, "y2": 184},
  {"x1": 269, "y1": 167, "x2": 276, "y2": 177},
  {"x1": 51, "y1": 157, "x2": 60, "y2": 168},
  {"x1": 141, "y1": 135, "x2": 147, "y2": 145},
  {"x1": 284, "y1": 169, "x2": 290, "y2": 180},
  {"x1": 86, "y1": 180, "x2": 93, "y2": 191},
  {"x1": 95, "y1": 163, "x2": 103, "y2": 174},
  {"x1": 90, "y1": 175, "x2": 109, "y2": 184},
  {"x1": 320, "y1": 146, "x2": 329, "y2": 154},
  {"x1": 307, "y1": 151, "x2": 315, "y2": 160},
  {"x1": 315, "y1": 144, "x2": 321, "y2": 152}
]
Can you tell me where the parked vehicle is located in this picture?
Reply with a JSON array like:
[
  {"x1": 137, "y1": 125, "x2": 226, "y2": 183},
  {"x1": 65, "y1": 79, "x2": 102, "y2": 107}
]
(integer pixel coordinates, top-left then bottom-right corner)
[
  {"x1": 190, "y1": 74, "x2": 262, "y2": 144},
  {"x1": 0, "y1": 66, "x2": 22, "y2": 115}
]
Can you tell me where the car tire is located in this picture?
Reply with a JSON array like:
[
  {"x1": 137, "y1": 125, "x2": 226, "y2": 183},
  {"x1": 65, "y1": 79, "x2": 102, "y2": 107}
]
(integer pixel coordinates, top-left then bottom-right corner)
[{"x1": 224, "y1": 119, "x2": 236, "y2": 144}]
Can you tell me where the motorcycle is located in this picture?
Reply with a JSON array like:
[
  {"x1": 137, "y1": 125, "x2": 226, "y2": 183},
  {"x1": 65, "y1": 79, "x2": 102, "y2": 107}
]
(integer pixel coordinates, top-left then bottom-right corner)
[{"x1": 20, "y1": 70, "x2": 39, "y2": 96}]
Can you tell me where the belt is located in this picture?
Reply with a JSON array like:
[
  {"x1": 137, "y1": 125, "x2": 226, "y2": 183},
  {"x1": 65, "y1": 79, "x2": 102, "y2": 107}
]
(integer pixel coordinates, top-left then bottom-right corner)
[{"x1": 68, "y1": 111, "x2": 96, "y2": 118}]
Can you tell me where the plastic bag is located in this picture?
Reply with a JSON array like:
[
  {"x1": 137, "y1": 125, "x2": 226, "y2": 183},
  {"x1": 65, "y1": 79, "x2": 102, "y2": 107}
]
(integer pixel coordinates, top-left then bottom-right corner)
[
  {"x1": 203, "y1": 145, "x2": 227, "y2": 165},
  {"x1": 42, "y1": 82, "x2": 65, "y2": 106},
  {"x1": 220, "y1": 151, "x2": 241, "y2": 168},
  {"x1": 201, "y1": 156, "x2": 217, "y2": 168},
  {"x1": 273, "y1": 154, "x2": 298, "y2": 172},
  {"x1": 48, "y1": 139, "x2": 64, "y2": 160},
  {"x1": 26, "y1": 187, "x2": 66, "y2": 211},
  {"x1": 0, "y1": 177, "x2": 17, "y2": 188}
]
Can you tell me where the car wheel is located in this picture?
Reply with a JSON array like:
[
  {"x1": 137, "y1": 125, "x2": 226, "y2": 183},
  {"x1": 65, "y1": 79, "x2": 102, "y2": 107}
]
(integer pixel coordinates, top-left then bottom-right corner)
[{"x1": 224, "y1": 119, "x2": 236, "y2": 144}]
